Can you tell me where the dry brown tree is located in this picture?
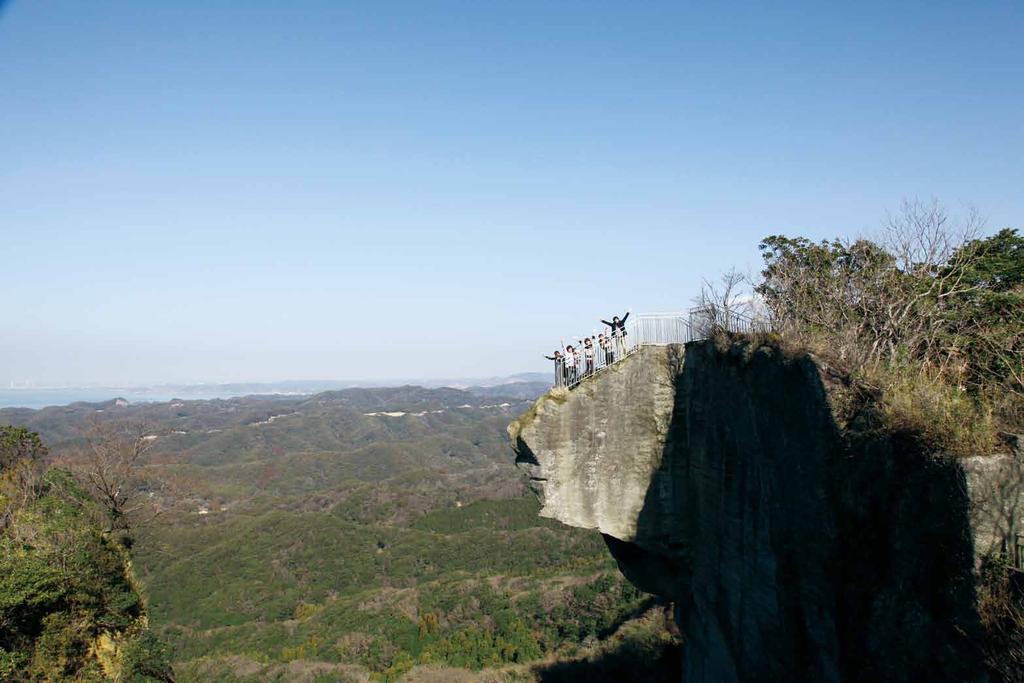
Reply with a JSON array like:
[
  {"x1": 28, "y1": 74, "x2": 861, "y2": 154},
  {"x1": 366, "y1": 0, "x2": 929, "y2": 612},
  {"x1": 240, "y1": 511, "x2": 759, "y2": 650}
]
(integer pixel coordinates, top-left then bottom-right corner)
[
  {"x1": 872, "y1": 198, "x2": 986, "y2": 368},
  {"x1": 692, "y1": 267, "x2": 758, "y2": 337},
  {"x1": 64, "y1": 419, "x2": 163, "y2": 540},
  {"x1": 757, "y1": 198, "x2": 987, "y2": 372}
]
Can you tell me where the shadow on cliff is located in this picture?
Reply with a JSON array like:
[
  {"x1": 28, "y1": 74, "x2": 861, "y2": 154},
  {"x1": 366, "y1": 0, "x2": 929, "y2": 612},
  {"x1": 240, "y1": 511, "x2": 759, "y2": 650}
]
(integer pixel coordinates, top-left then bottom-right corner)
[{"x1": 612, "y1": 339, "x2": 985, "y2": 683}]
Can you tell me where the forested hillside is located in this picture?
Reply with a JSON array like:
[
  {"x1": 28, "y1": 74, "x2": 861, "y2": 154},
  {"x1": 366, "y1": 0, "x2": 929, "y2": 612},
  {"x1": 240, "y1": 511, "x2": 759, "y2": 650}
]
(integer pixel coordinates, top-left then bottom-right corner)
[
  {"x1": 2, "y1": 386, "x2": 677, "y2": 681},
  {"x1": 0, "y1": 426, "x2": 174, "y2": 681}
]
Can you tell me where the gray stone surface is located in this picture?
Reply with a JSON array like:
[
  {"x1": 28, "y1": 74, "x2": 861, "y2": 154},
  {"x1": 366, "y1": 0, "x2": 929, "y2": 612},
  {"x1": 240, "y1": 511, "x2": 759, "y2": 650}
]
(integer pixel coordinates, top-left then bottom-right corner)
[
  {"x1": 508, "y1": 345, "x2": 681, "y2": 542},
  {"x1": 963, "y1": 448, "x2": 1024, "y2": 559},
  {"x1": 510, "y1": 340, "x2": 1018, "y2": 683}
]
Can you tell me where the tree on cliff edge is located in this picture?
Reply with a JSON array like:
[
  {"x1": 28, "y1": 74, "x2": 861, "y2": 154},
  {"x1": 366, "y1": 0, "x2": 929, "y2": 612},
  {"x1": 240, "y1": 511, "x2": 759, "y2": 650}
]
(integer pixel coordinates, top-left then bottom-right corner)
[
  {"x1": 755, "y1": 198, "x2": 1023, "y2": 448},
  {"x1": 65, "y1": 420, "x2": 160, "y2": 542}
]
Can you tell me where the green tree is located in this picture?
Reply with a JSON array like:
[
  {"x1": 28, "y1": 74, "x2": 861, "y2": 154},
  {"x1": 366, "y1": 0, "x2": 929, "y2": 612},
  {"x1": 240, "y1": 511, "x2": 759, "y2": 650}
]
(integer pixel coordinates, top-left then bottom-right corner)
[
  {"x1": 0, "y1": 427, "x2": 47, "y2": 531},
  {"x1": 945, "y1": 228, "x2": 1024, "y2": 399},
  {"x1": 0, "y1": 426, "x2": 47, "y2": 472}
]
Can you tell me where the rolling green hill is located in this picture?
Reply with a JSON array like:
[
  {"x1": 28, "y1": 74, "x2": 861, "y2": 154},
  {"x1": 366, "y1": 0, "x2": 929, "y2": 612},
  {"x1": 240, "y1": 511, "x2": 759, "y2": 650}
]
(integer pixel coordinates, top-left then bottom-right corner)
[{"x1": 2, "y1": 386, "x2": 677, "y2": 681}]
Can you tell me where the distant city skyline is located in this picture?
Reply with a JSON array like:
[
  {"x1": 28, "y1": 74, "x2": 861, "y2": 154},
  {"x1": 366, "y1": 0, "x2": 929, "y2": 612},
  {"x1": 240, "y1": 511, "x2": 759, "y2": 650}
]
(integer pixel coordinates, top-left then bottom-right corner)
[{"x1": 2, "y1": 1, "x2": 1021, "y2": 385}]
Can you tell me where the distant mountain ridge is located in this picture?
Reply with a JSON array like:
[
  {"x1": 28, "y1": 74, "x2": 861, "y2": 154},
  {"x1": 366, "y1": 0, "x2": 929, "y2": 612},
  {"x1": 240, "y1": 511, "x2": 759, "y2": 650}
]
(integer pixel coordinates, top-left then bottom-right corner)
[
  {"x1": 0, "y1": 383, "x2": 549, "y2": 456},
  {"x1": 0, "y1": 373, "x2": 551, "y2": 410}
]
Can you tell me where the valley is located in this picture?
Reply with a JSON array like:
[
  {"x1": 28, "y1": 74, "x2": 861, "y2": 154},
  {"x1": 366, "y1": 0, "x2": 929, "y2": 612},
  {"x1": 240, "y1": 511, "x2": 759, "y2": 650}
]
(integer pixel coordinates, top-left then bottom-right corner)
[{"x1": 1, "y1": 385, "x2": 674, "y2": 681}]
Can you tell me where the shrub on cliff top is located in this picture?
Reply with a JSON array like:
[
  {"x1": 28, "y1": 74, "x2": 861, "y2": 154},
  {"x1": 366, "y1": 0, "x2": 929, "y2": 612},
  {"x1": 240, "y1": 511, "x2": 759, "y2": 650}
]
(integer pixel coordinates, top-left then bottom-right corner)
[
  {"x1": 0, "y1": 429, "x2": 174, "y2": 681},
  {"x1": 754, "y1": 199, "x2": 1022, "y2": 455}
]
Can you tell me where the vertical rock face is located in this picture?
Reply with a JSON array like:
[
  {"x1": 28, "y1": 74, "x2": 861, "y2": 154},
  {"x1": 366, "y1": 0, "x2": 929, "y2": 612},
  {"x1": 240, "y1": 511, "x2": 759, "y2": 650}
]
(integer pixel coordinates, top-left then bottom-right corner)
[
  {"x1": 509, "y1": 341, "x2": 1020, "y2": 683},
  {"x1": 509, "y1": 346, "x2": 683, "y2": 542}
]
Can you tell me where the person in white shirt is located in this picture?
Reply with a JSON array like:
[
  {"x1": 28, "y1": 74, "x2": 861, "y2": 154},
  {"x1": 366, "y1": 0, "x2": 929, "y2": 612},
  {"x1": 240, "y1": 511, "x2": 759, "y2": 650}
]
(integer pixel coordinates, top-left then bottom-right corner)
[
  {"x1": 560, "y1": 340, "x2": 579, "y2": 386},
  {"x1": 598, "y1": 332, "x2": 614, "y2": 365},
  {"x1": 583, "y1": 336, "x2": 596, "y2": 376}
]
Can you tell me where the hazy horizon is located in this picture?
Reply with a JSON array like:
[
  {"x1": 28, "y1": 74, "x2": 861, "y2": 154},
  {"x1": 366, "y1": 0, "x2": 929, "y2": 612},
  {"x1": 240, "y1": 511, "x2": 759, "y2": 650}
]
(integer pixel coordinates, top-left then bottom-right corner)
[
  {"x1": 0, "y1": 370, "x2": 551, "y2": 410},
  {"x1": 1, "y1": 369, "x2": 548, "y2": 391},
  {"x1": 2, "y1": 1, "x2": 1021, "y2": 386}
]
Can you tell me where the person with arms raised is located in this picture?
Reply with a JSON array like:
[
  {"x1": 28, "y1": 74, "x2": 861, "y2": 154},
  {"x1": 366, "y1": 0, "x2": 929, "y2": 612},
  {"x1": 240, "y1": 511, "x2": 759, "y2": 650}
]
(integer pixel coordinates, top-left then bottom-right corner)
[{"x1": 601, "y1": 311, "x2": 630, "y2": 357}]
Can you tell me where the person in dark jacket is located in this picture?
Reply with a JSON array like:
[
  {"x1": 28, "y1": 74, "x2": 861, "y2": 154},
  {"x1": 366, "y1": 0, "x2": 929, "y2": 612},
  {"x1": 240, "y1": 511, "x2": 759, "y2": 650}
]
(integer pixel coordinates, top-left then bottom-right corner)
[
  {"x1": 545, "y1": 350, "x2": 565, "y2": 387},
  {"x1": 601, "y1": 311, "x2": 630, "y2": 356}
]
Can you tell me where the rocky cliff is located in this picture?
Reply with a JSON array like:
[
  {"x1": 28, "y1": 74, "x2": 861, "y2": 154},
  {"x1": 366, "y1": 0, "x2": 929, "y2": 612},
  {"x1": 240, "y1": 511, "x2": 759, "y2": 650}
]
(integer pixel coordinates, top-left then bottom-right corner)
[{"x1": 509, "y1": 341, "x2": 1023, "y2": 683}]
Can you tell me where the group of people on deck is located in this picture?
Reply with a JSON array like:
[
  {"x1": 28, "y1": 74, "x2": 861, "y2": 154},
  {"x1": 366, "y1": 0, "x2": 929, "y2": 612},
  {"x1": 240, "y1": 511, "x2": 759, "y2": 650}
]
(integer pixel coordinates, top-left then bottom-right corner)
[{"x1": 546, "y1": 311, "x2": 631, "y2": 387}]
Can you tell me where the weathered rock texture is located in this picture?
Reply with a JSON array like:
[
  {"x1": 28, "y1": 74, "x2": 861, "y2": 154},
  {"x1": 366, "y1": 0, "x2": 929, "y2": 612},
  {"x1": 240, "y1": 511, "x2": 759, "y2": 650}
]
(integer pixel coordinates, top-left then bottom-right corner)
[{"x1": 509, "y1": 341, "x2": 1023, "y2": 683}]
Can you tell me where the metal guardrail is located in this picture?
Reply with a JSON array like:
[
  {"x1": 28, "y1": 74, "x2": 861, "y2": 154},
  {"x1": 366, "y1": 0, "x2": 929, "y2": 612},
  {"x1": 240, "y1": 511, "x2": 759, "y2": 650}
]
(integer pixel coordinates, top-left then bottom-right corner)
[
  {"x1": 630, "y1": 313, "x2": 690, "y2": 345},
  {"x1": 549, "y1": 307, "x2": 771, "y2": 390}
]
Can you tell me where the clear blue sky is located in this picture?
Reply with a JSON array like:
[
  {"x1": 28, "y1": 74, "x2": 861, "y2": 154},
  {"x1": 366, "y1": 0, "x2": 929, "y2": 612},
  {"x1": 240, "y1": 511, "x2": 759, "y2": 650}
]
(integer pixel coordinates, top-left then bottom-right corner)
[{"x1": 1, "y1": 1, "x2": 1021, "y2": 386}]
